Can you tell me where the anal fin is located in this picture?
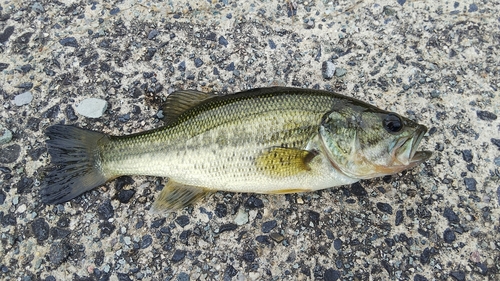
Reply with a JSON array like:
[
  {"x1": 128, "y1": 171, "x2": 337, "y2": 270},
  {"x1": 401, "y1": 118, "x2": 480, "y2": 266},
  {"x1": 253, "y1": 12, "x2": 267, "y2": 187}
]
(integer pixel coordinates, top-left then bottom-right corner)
[{"x1": 152, "y1": 180, "x2": 209, "y2": 211}]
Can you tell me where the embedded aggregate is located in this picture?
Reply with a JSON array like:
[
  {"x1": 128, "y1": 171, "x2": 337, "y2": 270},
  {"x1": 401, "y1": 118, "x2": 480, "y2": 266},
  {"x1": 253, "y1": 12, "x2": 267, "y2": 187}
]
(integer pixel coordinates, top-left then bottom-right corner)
[{"x1": 0, "y1": 0, "x2": 499, "y2": 280}]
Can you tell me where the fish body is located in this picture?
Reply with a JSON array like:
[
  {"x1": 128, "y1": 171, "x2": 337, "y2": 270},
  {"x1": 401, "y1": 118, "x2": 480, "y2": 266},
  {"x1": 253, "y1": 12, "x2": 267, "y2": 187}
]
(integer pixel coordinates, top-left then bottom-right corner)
[{"x1": 41, "y1": 87, "x2": 431, "y2": 209}]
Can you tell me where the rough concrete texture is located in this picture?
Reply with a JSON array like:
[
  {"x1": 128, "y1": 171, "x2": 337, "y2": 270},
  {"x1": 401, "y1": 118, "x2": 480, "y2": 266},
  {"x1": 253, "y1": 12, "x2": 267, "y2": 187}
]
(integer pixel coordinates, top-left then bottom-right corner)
[{"x1": 0, "y1": 0, "x2": 499, "y2": 280}]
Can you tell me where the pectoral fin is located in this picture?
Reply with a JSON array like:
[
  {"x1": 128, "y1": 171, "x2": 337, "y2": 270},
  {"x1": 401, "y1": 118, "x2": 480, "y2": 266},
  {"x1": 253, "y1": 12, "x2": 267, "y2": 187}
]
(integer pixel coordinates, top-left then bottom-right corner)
[
  {"x1": 152, "y1": 180, "x2": 209, "y2": 211},
  {"x1": 256, "y1": 147, "x2": 319, "y2": 177}
]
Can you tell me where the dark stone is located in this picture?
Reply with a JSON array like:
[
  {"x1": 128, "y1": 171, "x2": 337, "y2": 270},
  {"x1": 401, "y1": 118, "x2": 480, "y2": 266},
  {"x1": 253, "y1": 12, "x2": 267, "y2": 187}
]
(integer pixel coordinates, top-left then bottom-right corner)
[
  {"x1": 43, "y1": 105, "x2": 60, "y2": 119},
  {"x1": 268, "y1": 39, "x2": 276, "y2": 49},
  {"x1": 117, "y1": 189, "x2": 135, "y2": 203},
  {"x1": 206, "y1": 32, "x2": 217, "y2": 41},
  {"x1": 464, "y1": 178, "x2": 477, "y2": 191},
  {"x1": 140, "y1": 234, "x2": 153, "y2": 249},
  {"x1": 0, "y1": 190, "x2": 5, "y2": 205},
  {"x1": 171, "y1": 250, "x2": 186, "y2": 263},
  {"x1": 443, "y1": 228, "x2": 456, "y2": 243},
  {"x1": 461, "y1": 150, "x2": 473, "y2": 162},
  {"x1": 15, "y1": 32, "x2": 33, "y2": 44},
  {"x1": 49, "y1": 242, "x2": 70, "y2": 265},
  {"x1": 376, "y1": 202, "x2": 393, "y2": 214},
  {"x1": 476, "y1": 262, "x2": 488, "y2": 275},
  {"x1": 57, "y1": 216, "x2": 70, "y2": 228},
  {"x1": 0, "y1": 63, "x2": 8, "y2": 71},
  {"x1": 308, "y1": 210, "x2": 320, "y2": 225},
  {"x1": 148, "y1": 29, "x2": 159, "y2": 40},
  {"x1": 219, "y1": 223, "x2": 237, "y2": 233},
  {"x1": 449, "y1": 270, "x2": 465, "y2": 281},
  {"x1": 214, "y1": 203, "x2": 227, "y2": 218},
  {"x1": 151, "y1": 218, "x2": 165, "y2": 229},
  {"x1": 443, "y1": 207, "x2": 460, "y2": 224},
  {"x1": 324, "y1": 268, "x2": 341, "y2": 281},
  {"x1": 0, "y1": 26, "x2": 14, "y2": 43},
  {"x1": 333, "y1": 239, "x2": 342, "y2": 250},
  {"x1": 117, "y1": 273, "x2": 132, "y2": 281},
  {"x1": 491, "y1": 138, "x2": 500, "y2": 149},
  {"x1": 16, "y1": 82, "x2": 33, "y2": 90},
  {"x1": 194, "y1": 58, "x2": 203, "y2": 68},
  {"x1": 65, "y1": 105, "x2": 78, "y2": 121},
  {"x1": 350, "y1": 182, "x2": 367, "y2": 197},
  {"x1": 59, "y1": 37, "x2": 78, "y2": 47},
  {"x1": 420, "y1": 247, "x2": 431, "y2": 264},
  {"x1": 32, "y1": 218, "x2": 50, "y2": 241},
  {"x1": 395, "y1": 210, "x2": 404, "y2": 226},
  {"x1": 477, "y1": 110, "x2": 497, "y2": 121},
  {"x1": 224, "y1": 264, "x2": 238, "y2": 277},
  {"x1": 94, "y1": 250, "x2": 104, "y2": 266},
  {"x1": 225, "y1": 62, "x2": 235, "y2": 71},
  {"x1": 242, "y1": 250, "x2": 255, "y2": 262},
  {"x1": 414, "y1": 274, "x2": 428, "y2": 281},
  {"x1": 255, "y1": 235, "x2": 271, "y2": 245},
  {"x1": 244, "y1": 196, "x2": 264, "y2": 209},
  {"x1": 28, "y1": 146, "x2": 47, "y2": 160},
  {"x1": 175, "y1": 215, "x2": 190, "y2": 227},
  {"x1": 468, "y1": 3, "x2": 478, "y2": 12},
  {"x1": 0, "y1": 144, "x2": 21, "y2": 163},
  {"x1": 99, "y1": 221, "x2": 115, "y2": 237},
  {"x1": 114, "y1": 176, "x2": 134, "y2": 190},
  {"x1": 261, "y1": 220, "x2": 277, "y2": 233},
  {"x1": 109, "y1": 7, "x2": 120, "y2": 15},
  {"x1": 218, "y1": 36, "x2": 228, "y2": 47},
  {"x1": 97, "y1": 200, "x2": 114, "y2": 220},
  {"x1": 384, "y1": 238, "x2": 395, "y2": 247},
  {"x1": 144, "y1": 47, "x2": 157, "y2": 61},
  {"x1": 178, "y1": 61, "x2": 186, "y2": 71},
  {"x1": 16, "y1": 177, "x2": 33, "y2": 194},
  {"x1": 1, "y1": 212, "x2": 16, "y2": 226},
  {"x1": 27, "y1": 117, "x2": 40, "y2": 131},
  {"x1": 50, "y1": 227, "x2": 71, "y2": 239}
]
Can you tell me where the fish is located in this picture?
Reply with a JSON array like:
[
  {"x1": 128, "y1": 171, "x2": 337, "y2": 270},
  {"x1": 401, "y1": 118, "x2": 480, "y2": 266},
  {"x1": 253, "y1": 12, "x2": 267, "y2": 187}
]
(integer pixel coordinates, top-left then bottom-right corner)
[{"x1": 40, "y1": 87, "x2": 431, "y2": 210}]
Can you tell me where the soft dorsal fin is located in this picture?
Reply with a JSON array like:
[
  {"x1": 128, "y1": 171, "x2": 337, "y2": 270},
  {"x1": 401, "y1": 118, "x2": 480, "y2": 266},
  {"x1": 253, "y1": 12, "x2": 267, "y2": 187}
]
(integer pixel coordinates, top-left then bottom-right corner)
[{"x1": 162, "y1": 90, "x2": 216, "y2": 123}]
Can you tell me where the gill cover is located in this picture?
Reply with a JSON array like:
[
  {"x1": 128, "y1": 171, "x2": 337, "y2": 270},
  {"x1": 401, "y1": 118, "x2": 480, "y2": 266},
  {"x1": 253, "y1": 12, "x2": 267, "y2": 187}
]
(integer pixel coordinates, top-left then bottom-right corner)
[{"x1": 319, "y1": 107, "x2": 431, "y2": 179}]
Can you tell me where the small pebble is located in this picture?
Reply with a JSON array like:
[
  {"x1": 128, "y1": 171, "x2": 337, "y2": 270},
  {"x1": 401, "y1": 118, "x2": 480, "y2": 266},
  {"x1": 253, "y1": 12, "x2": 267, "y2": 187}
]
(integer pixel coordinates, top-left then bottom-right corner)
[
  {"x1": 218, "y1": 36, "x2": 228, "y2": 47},
  {"x1": 194, "y1": 58, "x2": 203, "y2": 68},
  {"x1": 148, "y1": 29, "x2": 159, "y2": 40},
  {"x1": 234, "y1": 208, "x2": 248, "y2": 225},
  {"x1": 171, "y1": 250, "x2": 186, "y2": 263},
  {"x1": 31, "y1": 2, "x2": 45, "y2": 13},
  {"x1": 97, "y1": 200, "x2": 114, "y2": 220},
  {"x1": 175, "y1": 215, "x2": 190, "y2": 227},
  {"x1": 491, "y1": 138, "x2": 500, "y2": 149},
  {"x1": 59, "y1": 37, "x2": 78, "y2": 47},
  {"x1": 322, "y1": 61, "x2": 335, "y2": 79},
  {"x1": 49, "y1": 242, "x2": 70, "y2": 265},
  {"x1": 244, "y1": 196, "x2": 263, "y2": 209},
  {"x1": 335, "y1": 67, "x2": 347, "y2": 77},
  {"x1": 261, "y1": 220, "x2": 277, "y2": 233},
  {"x1": 377, "y1": 202, "x2": 393, "y2": 215},
  {"x1": 31, "y1": 218, "x2": 50, "y2": 241},
  {"x1": 76, "y1": 98, "x2": 108, "y2": 118},
  {"x1": 449, "y1": 270, "x2": 465, "y2": 281},
  {"x1": 443, "y1": 228, "x2": 456, "y2": 243},
  {"x1": 476, "y1": 110, "x2": 497, "y2": 121},
  {"x1": 14, "y1": 92, "x2": 33, "y2": 106},
  {"x1": 324, "y1": 268, "x2": 341, "y2": 281},
  {"x1": 0, "y1": 125, "x2": 13, "y2": 145},
  {"x1": 464, "y1": 178, "x2": 477, "y2": 191},
  {"x1": 414, "y1": 274, "x2": 428, "y2": 281},
  {"x1": 443, "y1": 207, "x2": 460, "y2": 224},
  {"x1": 269, "y1": 232, "x2": 285, "y2": 243},
  {"x1": 219, "y1": 223, "x2": 237, "y2": 233}
]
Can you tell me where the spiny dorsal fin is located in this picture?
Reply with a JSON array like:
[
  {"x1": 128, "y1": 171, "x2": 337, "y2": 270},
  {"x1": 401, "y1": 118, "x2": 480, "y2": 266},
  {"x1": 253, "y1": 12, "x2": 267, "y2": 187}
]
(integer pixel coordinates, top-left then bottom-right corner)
[
  {"x1": 152, "y1": 180, "x2": 209, "y2": 211},
  {"x1": 256, "y1": 147, "x2": 319, "y2": 177},
  {"x1": 162, "y1": 90, "x2": 216, "y2": 123}
]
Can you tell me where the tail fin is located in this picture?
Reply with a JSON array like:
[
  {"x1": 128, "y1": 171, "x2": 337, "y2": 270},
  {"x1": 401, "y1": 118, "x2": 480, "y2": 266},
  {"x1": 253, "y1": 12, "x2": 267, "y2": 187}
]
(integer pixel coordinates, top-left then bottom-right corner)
[{"x1": 40, "y1": 125, "x2": 111, "y2": 204}]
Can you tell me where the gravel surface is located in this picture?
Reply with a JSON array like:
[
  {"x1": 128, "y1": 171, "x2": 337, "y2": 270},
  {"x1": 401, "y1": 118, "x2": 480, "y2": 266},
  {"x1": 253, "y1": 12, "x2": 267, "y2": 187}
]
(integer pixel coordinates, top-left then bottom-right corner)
[{"x1": 1, "y1": 0, "x2": 499, "y2": 280}]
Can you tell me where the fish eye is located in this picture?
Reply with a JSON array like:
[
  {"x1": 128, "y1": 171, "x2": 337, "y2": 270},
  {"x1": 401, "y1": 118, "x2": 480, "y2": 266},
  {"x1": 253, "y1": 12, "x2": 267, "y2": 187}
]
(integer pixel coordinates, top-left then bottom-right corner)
[{"x1": 383, "y1": 113, "x2": 403, "y2": 133}]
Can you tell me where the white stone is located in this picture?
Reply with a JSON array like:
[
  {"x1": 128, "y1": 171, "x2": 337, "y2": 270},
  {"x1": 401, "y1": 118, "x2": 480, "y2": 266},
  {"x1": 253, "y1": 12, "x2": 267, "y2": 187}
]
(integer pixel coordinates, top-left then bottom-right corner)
[
  {"x1": 14, "y1": 92, "x2": 33, "y2": 106},
  {"x1": 76, "y1": 98, "x2": 108, "y2": 118},
  {"x1": 233, "y1": 208, "x2": 248, "y2": 225}
]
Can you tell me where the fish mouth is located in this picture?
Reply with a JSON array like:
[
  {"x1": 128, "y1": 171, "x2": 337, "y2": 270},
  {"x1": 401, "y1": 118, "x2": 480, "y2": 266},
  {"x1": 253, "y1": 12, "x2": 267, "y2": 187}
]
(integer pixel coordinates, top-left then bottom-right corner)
[{"x1": 395, "y1": 125, "x2": 432, "y2": 167}]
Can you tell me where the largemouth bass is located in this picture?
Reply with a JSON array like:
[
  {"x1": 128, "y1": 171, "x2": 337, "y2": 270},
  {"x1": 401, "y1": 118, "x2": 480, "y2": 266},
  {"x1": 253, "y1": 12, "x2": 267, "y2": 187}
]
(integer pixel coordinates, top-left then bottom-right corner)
[{"x1": 41, "y1": 87, "x2": 431, "y2": 210}]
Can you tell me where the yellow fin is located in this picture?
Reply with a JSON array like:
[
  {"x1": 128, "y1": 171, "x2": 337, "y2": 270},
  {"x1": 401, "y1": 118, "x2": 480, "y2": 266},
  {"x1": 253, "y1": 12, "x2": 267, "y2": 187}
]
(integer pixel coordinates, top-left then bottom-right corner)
[
  {"x1": 256, "y1": 147, "x2": 318, "y2": 177},
  {"x1": 162, "y1": 90, "x2": 216, "y2": 123},
  {"x1": 152, "y1": 180, "x2": 209, "y2": 211},
  {"x1": 267, "y1": 188, "x2": 311, "y2": 194}
]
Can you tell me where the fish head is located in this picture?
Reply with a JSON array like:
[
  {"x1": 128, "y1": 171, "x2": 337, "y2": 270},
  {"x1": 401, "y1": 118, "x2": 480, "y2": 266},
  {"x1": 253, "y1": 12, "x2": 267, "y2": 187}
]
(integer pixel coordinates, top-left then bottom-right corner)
[{"x1": 319, "y1": 105, "x2": 431, "y2": 179}]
